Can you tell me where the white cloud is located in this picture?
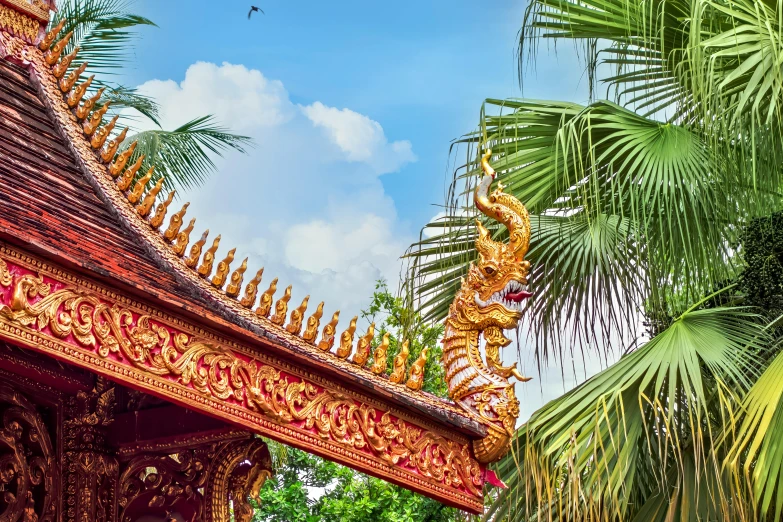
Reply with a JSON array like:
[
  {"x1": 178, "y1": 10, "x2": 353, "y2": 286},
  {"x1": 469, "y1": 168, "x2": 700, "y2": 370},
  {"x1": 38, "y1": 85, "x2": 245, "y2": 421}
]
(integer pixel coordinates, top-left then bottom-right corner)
[
  {"x1": 302, "y1": 101, "x2": 416, "y2": 174},
  {"x1": 132, "y1": 62, "x2": 414, "y2": 317}
]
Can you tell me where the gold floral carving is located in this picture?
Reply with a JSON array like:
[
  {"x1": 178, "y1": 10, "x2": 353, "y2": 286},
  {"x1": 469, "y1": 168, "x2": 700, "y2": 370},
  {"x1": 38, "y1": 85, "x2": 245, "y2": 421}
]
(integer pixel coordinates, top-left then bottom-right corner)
[
  {"x1": 0, "y1": 4, "x2": 39, "y2": 43},
  {"x1": 0, "y1": 256, "x2": 484, "y2": 507}
]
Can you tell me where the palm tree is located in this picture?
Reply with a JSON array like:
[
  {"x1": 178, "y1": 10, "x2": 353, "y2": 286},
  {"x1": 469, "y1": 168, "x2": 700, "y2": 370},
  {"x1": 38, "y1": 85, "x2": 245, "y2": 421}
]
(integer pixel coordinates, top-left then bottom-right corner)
[
  {"x1": 404, "y1": 0, "x2": 783, "y2": 520},
  {"x1": 51, "y1": 0, "x2": 251, "y2": 191}
]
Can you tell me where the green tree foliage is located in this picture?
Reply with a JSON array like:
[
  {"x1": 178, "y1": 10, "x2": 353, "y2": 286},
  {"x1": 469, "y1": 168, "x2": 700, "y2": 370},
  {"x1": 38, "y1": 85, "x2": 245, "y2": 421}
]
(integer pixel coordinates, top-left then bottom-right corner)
[{"x1": 251, "y1": 281, "x2": 461, "y2": 522}]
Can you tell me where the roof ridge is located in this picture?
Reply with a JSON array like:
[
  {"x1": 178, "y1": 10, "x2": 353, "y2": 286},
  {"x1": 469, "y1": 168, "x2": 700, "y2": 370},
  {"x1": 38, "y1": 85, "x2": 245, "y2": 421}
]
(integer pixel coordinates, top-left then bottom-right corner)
[{"x1": 30, "y1": 23, "x2": 462, "y2": 415}]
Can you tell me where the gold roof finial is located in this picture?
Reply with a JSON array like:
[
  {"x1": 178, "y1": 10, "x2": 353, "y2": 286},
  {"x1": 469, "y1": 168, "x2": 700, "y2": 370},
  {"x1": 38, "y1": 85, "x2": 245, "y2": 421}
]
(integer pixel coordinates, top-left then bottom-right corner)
[
  {"x1": 255, "y1": 278, "x2": 278, "y2": 318},
  {"x1": 100, "y1": 127, "x2": 128, "y2": 163},
  {"x1": 76, "y1": 87, "x2": 105, "y2": 120},
  {"x1": 66, "y1": 75, "x2": 94, "y2": 108},
  {"x1": 108, "y1": 141, "x2": 136, "y2": 177},
  {"x1": 352, "y1": 323, "x2": 375, "y2": 366},
  {"x1": 226, "y1": 257, "x2": 248, "y2": 298},
  {"x1": 240, "y1": 268, "x2": 264, "y2": 308},
  {"x1": 336, "y1": 316, "x2": 358, "y2": 358},
  {"x1": 389, "y1": 340, "x2": 410, "y2": 384},
  {"x1": 44, "y1": 30, "x2": 73, "y2": 65},
  {"x1": 150, "y1": 191, "x2": 175, "y2": 230},
  {"x1": 53, "y1": 46, "x2": 80, "y2": 79},
  {"x1": 82, "y1": 100, "x2": 110, "y2": 134},
  {"x1": 286, "y1": 295, "x2": 310, "y2": 335},
  {"x1": 163, "y1": 202, "x2": 189, "y2": 242},
  {"x1": 370, "y1": 333, "x2": 390, "y2": 375},
  {"x1": 270, "y1": 285, "x2": 292, "y2": 325},
  {"x1": 172, "y1": 218, "x2": 195, "y2": 257},
  {"x1": 406, "y1": 347, "x2": 429, "y2": 391},
  {"x1": 302, "y1": 302, "x2": 324, "y2": 344},
  {"x1": 137, "y1": 177, "x2": 165, "y2": 217},
  {"x1": 117, "y1": 158, "x2": 146, "y2": 191},
  {"x1": 184, "y1": 229, "x2": 209, "y2": 268},
  {"x1": 39, "y1": 19, "x2": 66, "y2": 51},
  {"x1": 197, "y1": 235, "x2": 221, "y2": 278},
  {"x1": 211, "y1": 248, "x2": 236, "y2": 288},
  {"x1": 317, "y1": 311, "x2": 340, "y2": 352},
  {"x1": 127, "y1": 167, "x2": 153, "y2": 204},
  {"x1": 58, "y1": 60, "x2": 85, "y2": 90},
  {"x1": 90, "y1": 115, "x2": 118, "y2": 149}
]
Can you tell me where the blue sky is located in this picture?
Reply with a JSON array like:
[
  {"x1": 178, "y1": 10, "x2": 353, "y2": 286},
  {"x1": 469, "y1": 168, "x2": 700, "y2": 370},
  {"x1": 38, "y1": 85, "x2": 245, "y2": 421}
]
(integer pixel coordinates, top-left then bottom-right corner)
[{"x1": 122, "y1": 0, "x2": 601, "y2": 420}]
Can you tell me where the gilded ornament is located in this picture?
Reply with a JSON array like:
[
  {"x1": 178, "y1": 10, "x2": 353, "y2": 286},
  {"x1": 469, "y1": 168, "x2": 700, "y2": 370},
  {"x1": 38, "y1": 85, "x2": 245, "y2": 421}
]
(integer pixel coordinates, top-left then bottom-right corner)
[
  {"x1": 211, "y1": 248, "x2": 236, "y2": 289},
  {"x1": 82, "y1": 99, "x2": 109, "y2": 134},
  {"x1": 270, "y1": 285, "x2": 292, "y2": 325},
  {"x1": 302, "y1": 302, "x2": 324, "y2": 344},
  {"x1": 0, "y1": 4, "x2": 40, "y2": 42},
  {"x1": 90, "y1": 114, "x2": 118, "y2": 149},
  {"x1": 163, "y1": 202, "x2": 189, "y2": 242},
  {"x1": 150, "y1": 190, "x2": 175, "y2": 229},
  {"x1": 137, "y1": 177, "x2": 165, "y2": 218},
  {"x1": 39, "y1": 18, "x2": 65, "y2": 51},
  {"x1": 116, "y1": 156, "x2": 145, "y2": 191},
  {"x1": 226, "y1": 257, "x2": 248, "y2": 297},
  {"x1": 44, "y1": 30, "x2": 72, "y2": 65},
  {"x1": 441, "y1": 149, "x2": 532, "y2": 462},
  {"x1": 53, "y1": 46, "x2": 79, "y2": 79},
  {"x1": 336, "y1": 316, "x2": 357, "y2": 358},
  {"x1": 66, "y1": 74, "x2": 94, "y2": 108},
  {"x1": 285, "y1": 295, "x2": 309, "y2": 335},
  {"x1": 100, "y1": 126, "x2": 127, "y2": 163},
  {"x1": 255, "y1": 278, "x2": 277, "y2": 318},
  {"x1": 240, "y1": 268, "x2": 264, "y2": 308},
  {"x1": 184, "y1": 230, "x2": 209, "y2": 268},
  {"x1": 172, "y1": 218, "x2": 196, "y2": 257},
  {"x1": 352, "y1": 323, "x2": 374, "y2": 366},
  {"x1": 75, "y1": 86, "x2": 105, "y2": 120},
  {"x1": 197, "y1": 235, "x2": 222, "y2": 278},
  {"x1": 0, "y1": 258, "x2": 11, "y2": 287},
  {"x1": 370, "y1": 332, "x2": 390, "y2": 375},
  {"x1": 126, "y1": 167, "x2": 153, "y2": 204},
  {"x1": 406, "y1": 347, "x2": 428, "y2": 391},
  {"x1": 57, "y1": 57, "x2": 84, "y2": 88},
  {"x1": 317, "y1": 311, "x2": 340, "y2": 351},
  {"x1": 389, "y1": 340, "x2": 409, "y2": 384}
]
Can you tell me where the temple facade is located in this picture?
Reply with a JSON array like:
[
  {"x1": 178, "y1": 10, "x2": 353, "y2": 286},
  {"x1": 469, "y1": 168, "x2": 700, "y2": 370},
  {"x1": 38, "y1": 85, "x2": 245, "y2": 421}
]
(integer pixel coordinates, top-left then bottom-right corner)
[{"x1": 0, "y1": 1, "x2": 532, "y2": 519}]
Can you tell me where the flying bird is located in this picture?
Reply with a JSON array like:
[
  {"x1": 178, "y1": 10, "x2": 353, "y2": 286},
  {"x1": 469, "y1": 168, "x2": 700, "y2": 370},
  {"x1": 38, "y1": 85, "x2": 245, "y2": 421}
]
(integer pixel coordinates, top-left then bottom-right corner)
[{"x1": 248, "y1": 5, "x2": 264, "y2": 19}]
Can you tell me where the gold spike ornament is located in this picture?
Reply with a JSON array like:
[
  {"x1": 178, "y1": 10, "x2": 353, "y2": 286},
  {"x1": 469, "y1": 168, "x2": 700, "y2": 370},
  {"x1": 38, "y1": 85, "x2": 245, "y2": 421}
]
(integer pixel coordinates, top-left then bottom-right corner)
[
  {"x1": 389, "y1": 340, "x2": 410, "y2": 384},
  {"x1": 336, "y1": 316, "x2": 358, "y2": 359},
  {"x1": 117, "y1": 157, "x2": 145, "y2": 191},
  {"x1": 197, "y1": 235, "x2": 221, "y2": 278},
  {"x1": 150, "y1": 191, "x2": 175, "y2": 229},
  {"x1": 100, "y1": 127, "x2": 128, "y2": 163},
  {"x1": 53, "y1": 47, "x2": 79, "y2": 79},
  {"x1": 58, "y1": 60, "x2": 85, "y2": 90},
  {"x1": 76, "y1": 87, "x2": 105, "y2": 120},
  {"x1": 270, "y1": 285, "x2": 292, "y2": 325},
  {"x1": 286, "y1": 296, "x2": 310, "y2": 335},
  {"x1": 302, "y1": 302, "x2": 324, "y2": 344},
  {"x1": 127, "y1": 167, "x2": 153, "y2": 204},
  {"x1": 211, "y1": 248, "x2": 236, "y2": 288},
  {"x1": 405, "y1": 347, "x2": 429, "y2": 391},
  {"x1": 226, "y1": 258, "x2": 248, "y2": 298},
  {"x1": 90, "y1": 115, "x2": 118, "y2": 149},
  {"x1": 370, "y1": 333, "x2": 390, "y2": 375},
  {"x1": 39, "y1": 19, "x2": 66, "y2": 51},
  {"x1": 352, "y1": 323, "x2": 375, "y2": 366},
  {"x1": 82, "y1": 100, "x2": 109, "y2": 134},
  {"x1": 317, "y1": 311, "x2": 340, "y2": 352},
  {"x1": 44, "y1": 31, "x2": 73, "y2": 65},
  {"x1": 67, "y1": 75, "x2": 94, "y2": 108},
  {"x1": 137, "y1": 178, "x2": 165, "y2": 218},
  {"x1": 184, "y1": 230, "x2": 209, "y2": 268},
  {"x1": 240, "y1": 269, "x2": 264, "y2": 308},
  {"x1": 255, "y1": 278, "x2": 278, "y2": 318},
  {"x1": 172, "y1": 218, "x2": 195, "y2": 257},
  {"x1": 163, "y1": 202, "x2": 189, "y2": 242}
]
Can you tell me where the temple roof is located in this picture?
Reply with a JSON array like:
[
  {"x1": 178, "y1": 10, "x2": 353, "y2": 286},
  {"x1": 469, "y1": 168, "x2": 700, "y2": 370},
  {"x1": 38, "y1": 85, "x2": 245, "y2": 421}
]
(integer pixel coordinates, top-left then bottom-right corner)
[{"x1": 0, "y1": 26, "x2": 483, "y2": 438}]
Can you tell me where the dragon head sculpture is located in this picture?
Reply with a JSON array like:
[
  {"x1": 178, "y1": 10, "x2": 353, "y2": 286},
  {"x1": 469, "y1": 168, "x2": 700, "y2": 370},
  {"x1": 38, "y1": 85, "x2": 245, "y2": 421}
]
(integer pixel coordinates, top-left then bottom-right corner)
[{"x1": 443, "y1": 150, "x2": 533, "y2": 463}]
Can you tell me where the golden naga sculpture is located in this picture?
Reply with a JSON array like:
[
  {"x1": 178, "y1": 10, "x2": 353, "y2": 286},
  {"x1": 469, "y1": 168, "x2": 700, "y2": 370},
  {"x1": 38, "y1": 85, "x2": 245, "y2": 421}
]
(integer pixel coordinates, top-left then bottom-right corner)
[
  {"x1": 172, "y1": 219, "x2": 195, "y2": 257},
  {"x1": 336, "y1": 316, "x2": 358, "y2": 358},
  {"x1": 184, "y1": 230, "x2": 209, "y2": 268},
  {"x1": 442, "y1": 150, "x2": 532, "y2": 463},
  {"x1": 163, "y1": 203, "x2": 189, "y2": 242},
  {"x1": 389, "y1": 340, "x2": 409, "y2": 384},
  {"x1": 302, "y1": 302, "x2": 324, "y2": 343},
  {"x1": 286, "y1": 295, "x2": 309, "y2": 335},
  {"x1": 240, "y1": 269, "x2": 264, "y2": 308},
  {"x1": 370, "y1": 332, "x2": 390, "y2": 375},
  {"x1": 406, "y1": 347, "x2": 428, "y2": 391},
  {"x1": 226, "y1": 258, "x2": 248, "y2": 297},
  {"x1": 270, "y1": 285, "x2": 292, "y2": 325},
  {"x1": 197, "y1": 235, "x2": 222, "y2": 278},
  {"x1": 212, "y1": 248, "x2": 236, "y2": 288},
  {"x1": 317, "y1": 311, "x2": 340, "y2": 351},
  {"x1": 352, "y1": 323, "x2": 374, "y2": 366},
  {"x1": 150, "y1": 191, "x2": 175, "y2": 229},
  {"x1": 255, "y1": 278, "x2": 278, "y2": 318}
]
